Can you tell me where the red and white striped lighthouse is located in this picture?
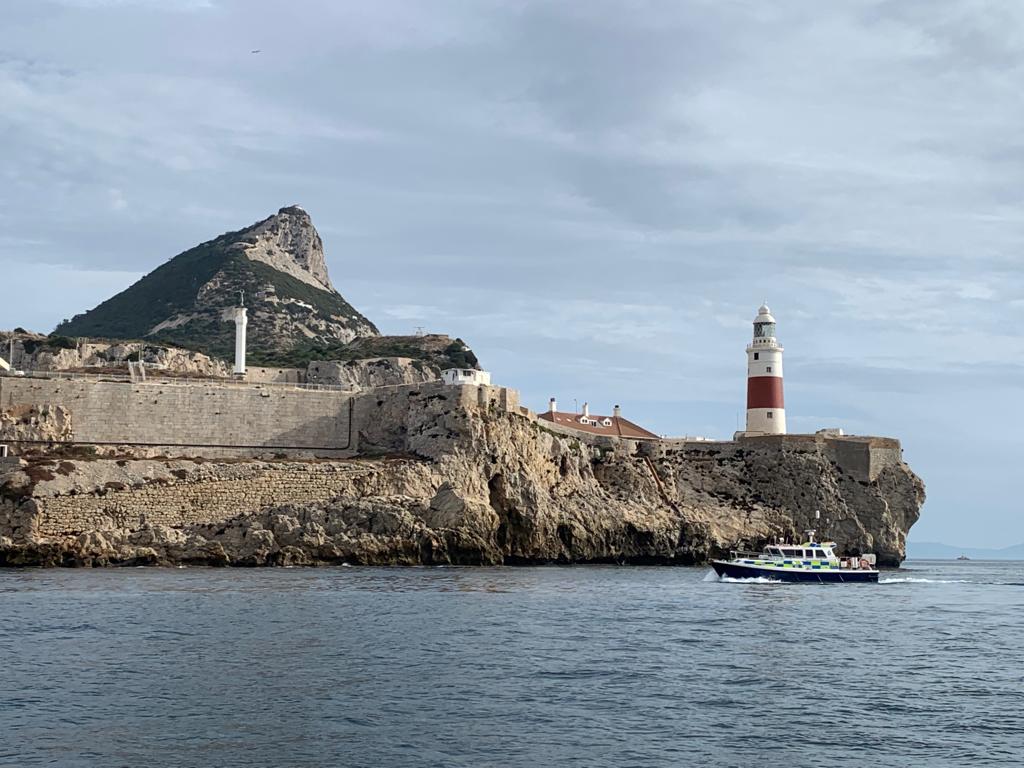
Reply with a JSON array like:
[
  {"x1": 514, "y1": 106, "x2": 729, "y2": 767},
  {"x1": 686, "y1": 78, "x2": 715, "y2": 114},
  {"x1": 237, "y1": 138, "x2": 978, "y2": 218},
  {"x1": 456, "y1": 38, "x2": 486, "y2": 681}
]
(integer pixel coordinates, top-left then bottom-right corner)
[{"x1": 745, "y1": 303, "x2": 786, "y2": 435}]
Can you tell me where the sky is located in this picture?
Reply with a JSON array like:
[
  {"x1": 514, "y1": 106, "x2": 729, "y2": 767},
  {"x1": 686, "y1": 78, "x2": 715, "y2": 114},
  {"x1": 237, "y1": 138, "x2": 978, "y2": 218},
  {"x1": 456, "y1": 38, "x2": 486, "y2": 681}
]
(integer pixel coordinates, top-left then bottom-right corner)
[{"x1": 1, "y1": 0, "x2": 1022, "y2": 546}]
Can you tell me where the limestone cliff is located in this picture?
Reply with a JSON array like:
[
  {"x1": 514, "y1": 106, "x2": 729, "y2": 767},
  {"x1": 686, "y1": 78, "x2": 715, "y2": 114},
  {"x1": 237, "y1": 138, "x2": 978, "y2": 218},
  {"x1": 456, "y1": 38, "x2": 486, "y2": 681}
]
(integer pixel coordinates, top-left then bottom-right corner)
[
  {"x1": 0, "y1": 404, "x2": 72, "y2": 444},
  {"x1": 307, "y1": 358, "x2": 437, "y2": 389},
  {"x1": 0, "y1": 385, "x2": 924, "y2": 568},
  {"x1": 7, "y1": 334, "x2": 230, "y2": 377},
  {"x1": 304, "y1": 335, "x2": 479, "y2": 388}
]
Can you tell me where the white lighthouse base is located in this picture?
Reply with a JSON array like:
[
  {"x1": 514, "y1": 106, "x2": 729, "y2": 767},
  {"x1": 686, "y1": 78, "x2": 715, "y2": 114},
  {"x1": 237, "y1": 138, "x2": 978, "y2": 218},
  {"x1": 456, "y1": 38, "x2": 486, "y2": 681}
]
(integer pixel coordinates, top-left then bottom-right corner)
[{"x1": 744, "y1": 408, "x2": 787, "y2": 436}]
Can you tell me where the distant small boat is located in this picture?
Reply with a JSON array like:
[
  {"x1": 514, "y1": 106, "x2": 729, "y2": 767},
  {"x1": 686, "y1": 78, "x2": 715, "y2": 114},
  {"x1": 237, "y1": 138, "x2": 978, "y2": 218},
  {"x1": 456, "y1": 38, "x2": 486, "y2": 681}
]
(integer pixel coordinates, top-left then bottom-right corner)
[{"x1": 956, "y1": 554, "x2": 970, "y2": 561}]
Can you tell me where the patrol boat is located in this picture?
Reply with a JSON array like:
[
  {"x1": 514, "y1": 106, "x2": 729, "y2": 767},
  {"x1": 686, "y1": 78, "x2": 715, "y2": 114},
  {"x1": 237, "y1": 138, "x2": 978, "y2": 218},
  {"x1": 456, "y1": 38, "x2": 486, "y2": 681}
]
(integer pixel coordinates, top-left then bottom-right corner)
[{"x1": 711, "y1": 532, "x2": 878, "y2": 583}]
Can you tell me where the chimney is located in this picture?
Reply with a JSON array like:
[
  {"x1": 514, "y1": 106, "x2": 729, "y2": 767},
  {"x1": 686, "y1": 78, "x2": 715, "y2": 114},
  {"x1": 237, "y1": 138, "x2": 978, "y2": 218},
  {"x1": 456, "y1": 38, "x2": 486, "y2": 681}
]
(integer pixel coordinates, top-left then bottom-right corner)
[
  {"x1": 613, "y1": 404, "x2": 621, "y2": 419},
  {"x1": 582, "y1": 402, "x2": 589, "y2": 418},
  {"x1": 549, "y1": 397, "x2": 557, "y2": 413}
]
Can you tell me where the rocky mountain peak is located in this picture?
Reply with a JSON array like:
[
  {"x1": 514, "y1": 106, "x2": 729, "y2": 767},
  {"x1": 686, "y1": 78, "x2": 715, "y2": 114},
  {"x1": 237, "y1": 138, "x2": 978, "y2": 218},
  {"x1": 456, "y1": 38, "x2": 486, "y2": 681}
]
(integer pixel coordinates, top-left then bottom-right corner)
[
  {"x1": 235, "y1": 205, "x2": 333, "y2": 291},
  {"x1": 54, "y1": 206, "x2": 379, "y2": 364}
]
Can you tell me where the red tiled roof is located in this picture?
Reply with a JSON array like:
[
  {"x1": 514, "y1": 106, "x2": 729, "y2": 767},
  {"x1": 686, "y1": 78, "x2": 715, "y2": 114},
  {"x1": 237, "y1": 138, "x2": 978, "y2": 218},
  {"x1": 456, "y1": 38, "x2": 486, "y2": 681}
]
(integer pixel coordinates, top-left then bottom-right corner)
[{"x1": 537, "y1": 410, "x2": 660, "y2": 440}]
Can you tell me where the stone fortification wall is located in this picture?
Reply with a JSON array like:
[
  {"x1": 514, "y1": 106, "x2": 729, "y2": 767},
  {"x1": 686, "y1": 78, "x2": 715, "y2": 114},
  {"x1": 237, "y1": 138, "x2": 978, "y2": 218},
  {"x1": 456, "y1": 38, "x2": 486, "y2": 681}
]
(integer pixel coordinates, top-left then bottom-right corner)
[
  {"x1": 0, "y1": 376, "x2": 525, "y2": 460},
  {"x1": 245, "y1": 367, "x2": 306, "y2": 384},
  {"x1": 0, "y1": 376, "x2": 355, "y2": 456},
  {"x1": 0, "y1": 370, "x2": 902, "y2": 488},
  {"x1": 650, "y1": 434, "x2": 901, "y2": 484},
  {"x1": 21, "y1": 458, "x2": 430, "y2": 537}
]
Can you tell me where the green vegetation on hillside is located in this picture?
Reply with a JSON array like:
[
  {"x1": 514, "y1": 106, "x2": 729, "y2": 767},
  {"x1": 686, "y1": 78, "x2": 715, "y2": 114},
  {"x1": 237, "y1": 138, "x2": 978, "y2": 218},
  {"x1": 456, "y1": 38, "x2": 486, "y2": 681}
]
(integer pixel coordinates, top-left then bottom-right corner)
[
  {"x1": 20, "y1": 335, "x2": 78, "y2": 355},
  {"x1": 45, "y1": 209, "x2": 478, "y2": 371},
  {"x1": 52, "y1": 221, "x2": 377, "y2": 364},
  {"x1": 54, "y1": 234, "x2": 238, "y2": 340},
  {"x1": 242, "y1": 334, "x2": 479, "y2": 370},
  {"x1": 241, "y1": 258, "x2": 376, "y2": 332}
]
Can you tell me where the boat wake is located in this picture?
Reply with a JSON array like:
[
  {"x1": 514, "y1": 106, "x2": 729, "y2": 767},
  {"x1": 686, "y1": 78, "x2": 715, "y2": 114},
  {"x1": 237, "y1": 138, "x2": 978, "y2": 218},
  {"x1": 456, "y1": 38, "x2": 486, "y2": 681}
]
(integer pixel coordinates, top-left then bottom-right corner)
[
  {"x1": 704, "y1": 571, "x2": 781, "y2": 584},
  {"x1": 879, "y1": 577, "x2": 969, "y2": 584}
]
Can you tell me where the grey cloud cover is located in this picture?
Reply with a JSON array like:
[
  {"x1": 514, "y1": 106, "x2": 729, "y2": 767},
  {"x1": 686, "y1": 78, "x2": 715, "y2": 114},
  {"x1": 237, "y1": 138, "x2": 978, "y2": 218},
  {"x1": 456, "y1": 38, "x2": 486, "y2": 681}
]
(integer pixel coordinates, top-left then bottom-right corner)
[{"x1": 1, "y1": 0, "x2": 1022, "y2": 546}]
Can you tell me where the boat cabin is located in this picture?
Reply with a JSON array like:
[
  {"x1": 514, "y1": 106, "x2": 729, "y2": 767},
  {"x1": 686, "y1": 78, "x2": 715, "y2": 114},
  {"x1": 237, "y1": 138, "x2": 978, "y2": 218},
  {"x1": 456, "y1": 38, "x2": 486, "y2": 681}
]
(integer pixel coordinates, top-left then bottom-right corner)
[
  {"x1": 764, "y1": 542, "x2": 838, "y2": 562},
  {"x1": 721, "y1": 531, "x2": 877, "y2": 577}
]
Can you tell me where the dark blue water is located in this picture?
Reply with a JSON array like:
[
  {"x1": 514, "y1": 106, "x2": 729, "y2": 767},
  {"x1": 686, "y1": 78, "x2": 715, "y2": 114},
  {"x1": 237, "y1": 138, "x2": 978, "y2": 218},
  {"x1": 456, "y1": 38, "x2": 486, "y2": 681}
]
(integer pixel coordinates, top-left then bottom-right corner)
[{"x1": 2, "y1": 561, "x2": 1022, "y2": 767}]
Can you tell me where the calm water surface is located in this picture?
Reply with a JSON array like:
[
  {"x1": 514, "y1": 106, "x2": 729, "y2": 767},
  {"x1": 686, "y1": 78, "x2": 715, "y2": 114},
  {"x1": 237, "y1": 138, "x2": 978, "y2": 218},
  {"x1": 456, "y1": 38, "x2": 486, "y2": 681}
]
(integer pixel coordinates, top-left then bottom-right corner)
[{"x1": 2, "y1": 561, "x2": 1023, "y2": 767}]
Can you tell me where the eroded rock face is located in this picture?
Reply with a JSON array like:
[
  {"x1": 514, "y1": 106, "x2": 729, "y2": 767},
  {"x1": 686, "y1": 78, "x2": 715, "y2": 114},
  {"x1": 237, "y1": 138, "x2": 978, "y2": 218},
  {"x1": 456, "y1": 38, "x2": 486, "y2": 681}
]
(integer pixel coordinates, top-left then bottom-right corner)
[
  {"x1": 237, "y1": 205, "x2": 333, "y2": 291},
  {"x1": 12, "y1": 339, "x2": 229, "y2": 377},
  {"x1": 307, "y1": 358, "x2": 438, "y2": 389},
  {"x1": 0, "y1": 404, "x2": 72, "y2": 443},
  {"x1": 0, "y1": 390, "x2": 925, "y2": 568}
]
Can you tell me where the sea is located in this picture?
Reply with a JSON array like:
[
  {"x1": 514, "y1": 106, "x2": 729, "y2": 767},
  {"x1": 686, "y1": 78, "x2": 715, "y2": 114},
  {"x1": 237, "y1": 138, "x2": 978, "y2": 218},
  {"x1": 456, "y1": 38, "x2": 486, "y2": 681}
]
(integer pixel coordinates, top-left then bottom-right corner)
[{"x1": 2, "y1": 560, "x2": 1022, "y2": 767}]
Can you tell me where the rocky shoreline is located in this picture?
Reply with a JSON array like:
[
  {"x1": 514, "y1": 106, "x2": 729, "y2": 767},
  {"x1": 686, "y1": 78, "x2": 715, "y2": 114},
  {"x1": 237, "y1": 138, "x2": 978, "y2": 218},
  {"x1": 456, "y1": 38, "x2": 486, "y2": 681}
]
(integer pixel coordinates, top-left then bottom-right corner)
[{"x1": 0, "y1": 387, "x2": 925, "y2": 568}]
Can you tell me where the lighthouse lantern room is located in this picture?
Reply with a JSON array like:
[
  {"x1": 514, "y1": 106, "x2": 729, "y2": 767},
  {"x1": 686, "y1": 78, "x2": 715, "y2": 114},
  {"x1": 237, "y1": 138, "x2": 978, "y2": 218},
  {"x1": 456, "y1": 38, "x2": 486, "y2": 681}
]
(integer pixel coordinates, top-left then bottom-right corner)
[{"x1": 745, "y1": 303, "x2": 786, "y2": 435}]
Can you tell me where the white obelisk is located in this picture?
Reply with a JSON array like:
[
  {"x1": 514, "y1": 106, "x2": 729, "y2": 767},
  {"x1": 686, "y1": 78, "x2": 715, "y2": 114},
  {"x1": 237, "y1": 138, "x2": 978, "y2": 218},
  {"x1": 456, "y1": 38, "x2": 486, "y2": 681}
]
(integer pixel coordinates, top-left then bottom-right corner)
[{"x1": 231, "y1": 292, "x2": 247, "y2": 377}]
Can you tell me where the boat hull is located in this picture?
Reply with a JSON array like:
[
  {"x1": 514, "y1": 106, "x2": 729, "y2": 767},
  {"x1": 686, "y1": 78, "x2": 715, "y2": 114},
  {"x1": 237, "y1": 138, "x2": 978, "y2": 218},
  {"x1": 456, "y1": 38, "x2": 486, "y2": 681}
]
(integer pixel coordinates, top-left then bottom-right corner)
[{"x1": 711, "y1": 560, "x2": 878, "y2": 583}]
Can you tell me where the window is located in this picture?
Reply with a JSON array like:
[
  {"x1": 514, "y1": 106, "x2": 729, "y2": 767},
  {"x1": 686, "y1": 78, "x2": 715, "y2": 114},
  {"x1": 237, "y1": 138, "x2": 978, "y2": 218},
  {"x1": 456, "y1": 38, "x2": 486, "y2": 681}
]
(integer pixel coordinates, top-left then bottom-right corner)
[
  {"x1": 815, "y1": 550, "x2": 826, "y2": 558},
  {"x1": 766, "y1": 366, "x2": 772, "y2": 373},
  {"x1": 767, "y1": 412, "x2": 773, "y2": 419},
  {"x1": 753, "y1": 352, "x2": 759, "y2": 360}
]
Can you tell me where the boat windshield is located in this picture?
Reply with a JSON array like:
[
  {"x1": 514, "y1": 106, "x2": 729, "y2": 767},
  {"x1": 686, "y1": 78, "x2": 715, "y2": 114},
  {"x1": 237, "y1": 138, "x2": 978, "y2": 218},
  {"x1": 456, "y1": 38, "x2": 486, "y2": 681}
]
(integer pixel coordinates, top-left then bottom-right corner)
[{"x1": 760, "y1": 545, "x2": 838, "y2": 561}]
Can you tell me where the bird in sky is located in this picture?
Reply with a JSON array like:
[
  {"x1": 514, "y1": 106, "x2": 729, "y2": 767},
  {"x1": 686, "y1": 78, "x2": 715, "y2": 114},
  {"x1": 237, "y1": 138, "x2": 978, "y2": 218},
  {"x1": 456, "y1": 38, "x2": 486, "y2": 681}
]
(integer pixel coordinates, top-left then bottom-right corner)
[{"x1": 251, "y1": 49, "x2": 261, "y2": 54}]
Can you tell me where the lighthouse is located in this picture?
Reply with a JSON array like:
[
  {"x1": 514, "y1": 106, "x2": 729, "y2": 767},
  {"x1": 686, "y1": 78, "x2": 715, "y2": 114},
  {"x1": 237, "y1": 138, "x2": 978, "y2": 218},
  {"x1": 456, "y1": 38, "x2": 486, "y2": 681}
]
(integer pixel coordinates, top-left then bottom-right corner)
[{"x1": 745, "y1": 303, "x2": 786, "y2": 435}]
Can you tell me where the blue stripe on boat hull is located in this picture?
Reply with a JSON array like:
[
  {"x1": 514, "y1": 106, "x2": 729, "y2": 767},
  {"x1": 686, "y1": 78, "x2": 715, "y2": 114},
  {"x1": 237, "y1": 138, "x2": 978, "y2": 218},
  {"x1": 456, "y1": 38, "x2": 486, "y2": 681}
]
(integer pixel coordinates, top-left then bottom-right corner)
[{"x1": 711, "y1": 561, "x2": 878, "y2": 583}]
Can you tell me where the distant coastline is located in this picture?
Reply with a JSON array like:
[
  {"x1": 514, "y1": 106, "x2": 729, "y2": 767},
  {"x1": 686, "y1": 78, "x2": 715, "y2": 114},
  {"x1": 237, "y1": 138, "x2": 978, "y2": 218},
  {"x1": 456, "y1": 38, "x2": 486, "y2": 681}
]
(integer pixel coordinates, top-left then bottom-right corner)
[{"x1": 908, "y1": 541, "x2": 1024, "y2": 560}]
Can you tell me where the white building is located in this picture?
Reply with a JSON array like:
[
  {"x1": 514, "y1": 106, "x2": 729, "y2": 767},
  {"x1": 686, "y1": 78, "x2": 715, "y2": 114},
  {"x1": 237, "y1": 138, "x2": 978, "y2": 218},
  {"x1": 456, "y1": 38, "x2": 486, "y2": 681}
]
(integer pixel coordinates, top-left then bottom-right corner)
[
  {"x1": 441, "y1": 368, "x2": 491, "y2": 386},
  {"x1": 745, "y1": 303, "x2": 786, "y2": 435}
]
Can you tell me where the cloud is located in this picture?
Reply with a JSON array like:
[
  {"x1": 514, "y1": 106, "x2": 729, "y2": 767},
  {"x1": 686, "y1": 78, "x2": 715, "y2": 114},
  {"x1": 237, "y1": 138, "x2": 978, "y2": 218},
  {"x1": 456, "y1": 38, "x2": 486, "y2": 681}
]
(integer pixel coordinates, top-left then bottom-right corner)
[{"x1": 42, "y1": 0, "x2": 213, "y2": 8}]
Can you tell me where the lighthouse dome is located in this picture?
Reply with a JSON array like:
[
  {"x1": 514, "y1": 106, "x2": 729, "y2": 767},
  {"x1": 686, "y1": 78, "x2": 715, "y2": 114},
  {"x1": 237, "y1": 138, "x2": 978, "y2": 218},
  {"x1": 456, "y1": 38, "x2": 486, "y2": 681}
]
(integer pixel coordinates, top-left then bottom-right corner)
[{"x1": 755, "y1": 303, "x2": 776, "y2": 323}]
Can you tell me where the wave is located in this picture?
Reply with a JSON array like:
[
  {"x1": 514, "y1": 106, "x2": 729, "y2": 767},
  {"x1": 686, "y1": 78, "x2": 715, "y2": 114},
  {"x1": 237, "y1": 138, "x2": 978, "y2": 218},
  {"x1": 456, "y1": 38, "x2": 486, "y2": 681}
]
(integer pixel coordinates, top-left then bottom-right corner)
[
  {"x1": 708, "y1": 572, "x2": 976, "y2": 586},
  {"x1": 704, "y1": 571, "x2": 782, "y2": 584}
]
